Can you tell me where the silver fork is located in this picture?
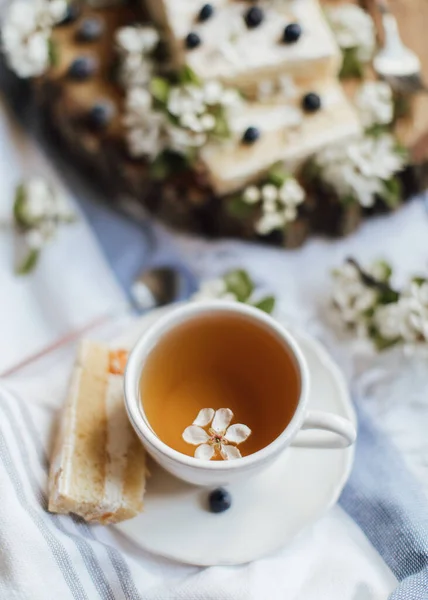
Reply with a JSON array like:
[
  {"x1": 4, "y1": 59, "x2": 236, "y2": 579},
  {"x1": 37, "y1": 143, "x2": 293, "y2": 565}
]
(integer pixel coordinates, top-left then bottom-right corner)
[{"x1": 372, "y1": 0, "x2": 426, "y2": 93}]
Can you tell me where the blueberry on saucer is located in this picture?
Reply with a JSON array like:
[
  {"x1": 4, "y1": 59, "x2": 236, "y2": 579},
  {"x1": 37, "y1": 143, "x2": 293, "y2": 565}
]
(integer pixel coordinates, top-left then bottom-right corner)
[{"x1": 209, "y1": 488, "x2": 232, "y2": 513}]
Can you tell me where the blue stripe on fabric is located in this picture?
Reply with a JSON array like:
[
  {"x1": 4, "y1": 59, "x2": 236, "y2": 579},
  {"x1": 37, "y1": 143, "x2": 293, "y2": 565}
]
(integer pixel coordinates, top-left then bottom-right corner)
[
  {"x1": 0, "y1": 425, "x2": 88, "y2": 600},
  {"x1": 339, "y1": 405, "x2": 428, "y2": 600},
  {"x1": 0, "y1": 399, "x2": 116, "y2": 600},
  {"x1": 14, "y1": 396, "x2": 142, "y2": 600}
]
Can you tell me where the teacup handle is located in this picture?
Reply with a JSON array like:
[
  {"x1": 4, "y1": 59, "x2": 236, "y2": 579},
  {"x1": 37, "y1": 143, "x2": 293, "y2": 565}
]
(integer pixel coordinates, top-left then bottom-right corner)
[{"x1": 291, "y1": 411, "x2": 357, "y2": 449}]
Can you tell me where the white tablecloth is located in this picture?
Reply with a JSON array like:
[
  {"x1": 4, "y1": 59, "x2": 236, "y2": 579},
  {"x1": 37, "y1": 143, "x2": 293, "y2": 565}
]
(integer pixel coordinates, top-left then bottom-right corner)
[{"x1": 3, "y1": 83, "x2": 428, "y2": 598}]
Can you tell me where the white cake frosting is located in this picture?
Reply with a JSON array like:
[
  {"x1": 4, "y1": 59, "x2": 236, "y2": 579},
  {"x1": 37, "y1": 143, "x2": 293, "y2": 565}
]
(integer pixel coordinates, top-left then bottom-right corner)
[
  {"x1": 103, "y1": 374, "x2": 134, "y2": 513},
  {"x1": 200, "y1": 81, "x2": 361, "y2": 195},
  {"x1": 48, "y1": 364, "x2": 82, "y2": 508},
  {"x1": 145, "y1": 0, "x2": 341, "y2": 92}
]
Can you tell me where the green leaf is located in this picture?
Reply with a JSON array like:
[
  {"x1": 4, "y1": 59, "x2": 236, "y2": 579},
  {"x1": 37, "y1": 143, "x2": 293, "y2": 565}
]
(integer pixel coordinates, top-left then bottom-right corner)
[
  {"x1": 16, "y1": 249, "x2": 40, "y2": 275},
  {"x1": 179, "y1": 65, "x2": 201, "y2": 86},
  {"x1": 266, "y1": 163, "x2": 288, "y2": 187},
  {"x1": 380, "y1": 177, "x2": 402, "y2": 209},
  {"x1": 224, "y1": 269, "x2": 254, "y2": 302},
  {"x1": 226, "y1": 196, "x2": 256, "y2": 219},
  {"x1": 339, "y1": 47, "x2": 364, "y2": 80},
  {"x1": 340, "y1": 194, "x2": 357, "y2": 206},
  {"x1": 412, "y1": 276, "x2": 427, "y2": 287},
  {"x1": 378, "y1": 288, "x2": 400, "y2": 305},
  {"x1": 301, "y1": 159, "x2": 321, "y2": 183},
  {"x1": 371, "y1": 259, "x2": 393, "y2": 283},
  {"x1": 394, "y1": 142, "x2": 408, "y2": 161},
  {"x1": 150, "y1": 77, "x2": 170, "y2": 105},
  {"x1": 48, "y1": 38, "x2": 59, "y2": 68},
  {"x1": 149, "y1": 154, "x2": 170, "y2": 180},
  {"x1": 13, "y1": 184, "x2": 27, "y2": 227},
  {"x1": 212, "y1": 110, "x2": 230, "y2": 139},
  {"x1": 365, "y1": 124, "x2": 389, "y2": 138},
  {"x1": 373, "y1": 332, "x2": 400, "y2": 351},
  {"x1": 149, "y1": 150, "x2": 191, "y2": 179},
  {"x1": 253, "y1": 296, "x2": 275, "y2": 314}
]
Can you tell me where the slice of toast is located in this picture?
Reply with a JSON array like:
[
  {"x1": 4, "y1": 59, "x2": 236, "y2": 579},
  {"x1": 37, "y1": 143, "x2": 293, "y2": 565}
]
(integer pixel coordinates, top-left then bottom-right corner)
[{"x1": 48, "y1": 341, "x2": 147, "y2": 524}]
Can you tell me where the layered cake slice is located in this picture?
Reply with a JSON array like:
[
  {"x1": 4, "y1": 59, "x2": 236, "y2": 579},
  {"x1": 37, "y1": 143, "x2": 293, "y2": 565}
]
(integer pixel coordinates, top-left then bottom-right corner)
[
  {"x1": 49, "y1": 341, "x2": 147, "y2": 524},
  {"x1": 144, "y1": 0, "x2": 341, "y2": 94},
  {"x1": 201, "y1": 80, "x2": 361, "y2": 194}
]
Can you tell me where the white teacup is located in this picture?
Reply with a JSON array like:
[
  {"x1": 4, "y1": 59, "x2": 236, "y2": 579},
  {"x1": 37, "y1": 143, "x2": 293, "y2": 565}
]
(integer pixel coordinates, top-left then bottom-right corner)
[{"x1": 124, "y1": 302, "x2": 356, "y2": 487}]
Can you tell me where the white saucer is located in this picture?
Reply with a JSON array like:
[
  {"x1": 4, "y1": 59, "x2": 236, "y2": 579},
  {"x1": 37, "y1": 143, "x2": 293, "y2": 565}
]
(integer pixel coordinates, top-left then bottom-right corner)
[{"x1": 115, "y1": 307, "x2": 356, "y2": 566}]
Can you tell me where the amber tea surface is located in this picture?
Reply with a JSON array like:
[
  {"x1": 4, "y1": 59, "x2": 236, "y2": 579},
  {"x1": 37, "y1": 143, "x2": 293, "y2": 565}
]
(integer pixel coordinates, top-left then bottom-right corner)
[{"x1": 140, "y1": 313, "x2": 300, "y2": 458}]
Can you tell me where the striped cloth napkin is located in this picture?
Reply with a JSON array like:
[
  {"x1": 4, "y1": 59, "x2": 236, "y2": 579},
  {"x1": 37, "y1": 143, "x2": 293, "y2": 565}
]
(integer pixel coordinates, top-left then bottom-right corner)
[
  {"x1": 1, "y1": 334, "x2": 427, "y2": 599},
  {"x1": 1, "y1": 43, "x2": 428, "y2": 600}
]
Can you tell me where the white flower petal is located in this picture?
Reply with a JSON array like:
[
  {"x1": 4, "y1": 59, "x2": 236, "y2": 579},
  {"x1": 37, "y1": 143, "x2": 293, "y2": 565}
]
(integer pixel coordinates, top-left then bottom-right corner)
[
  {"x1": 243, "y1": 185, "x2": 261, "y2": 204},
  {"x1": 261, "y1": 184, "x2": 278, "y2": 203},
  {"x1": 195, "y1": 444, "x2": 215, "y2": 460},
  {"x1": 192, "y1": 408, "x2": 215, "y2": 427},
  {"x1": 224, "y1": 424, "x2": 251, "y2": 444},
  {"x1": 203, "y1": 80, "x2": 223, "y2": 105},
  {"x1": 212, "y1": 408, "x2": 233, "y2": 433},
  {"x1": 220, "y1": 444, "x2": 242, "y2": 460},
  {"x1": 182, "y1": 425, "x2": 209, "y2": 445}
]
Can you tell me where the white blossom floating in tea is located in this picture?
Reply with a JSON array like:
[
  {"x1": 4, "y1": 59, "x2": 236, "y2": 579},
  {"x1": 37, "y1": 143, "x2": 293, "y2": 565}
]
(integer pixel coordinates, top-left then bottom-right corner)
[{"x1": 182, "y1": 408, "x2": 251, "y2": 461}]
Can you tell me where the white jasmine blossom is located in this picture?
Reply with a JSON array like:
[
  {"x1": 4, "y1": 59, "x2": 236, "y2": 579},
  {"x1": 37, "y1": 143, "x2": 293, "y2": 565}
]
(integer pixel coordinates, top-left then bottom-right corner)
[
  {"x1": 2, "y1": 0, "x2": 67, "y2": 78},
  {"x1": 116, "y1": 26, "x2": 159, "y2": 55},
  {"x1": 167, "y1": 85, "x2": 205, "y2": 117},
  {"x1": 25, "y1": 228, "x2": 45, "y2": 250},
  {"x1": 167, "y1": 124, "x2": 207, "y2": 153},
  {"x1": 242, "y1": 186, "x2": 261, "y2": 205},
  {"x1": 115, "y1": 25, "x2": 159, "y2": 88},
  {"x1": 255, "y1": 212, "x2": 285, "y2": 235},
  {"x1": 332, "y1": 262, "x2": 378, "y2": 327},
  {"x1": 13, "y1": 177, "x2": 75, "y2": 274},
  {"x1": 164, "y1": 80, "x2": 237, "y2": 155},
  {"x1": 332, "y1": 259, "x2": 428, "y2": 353},
  {"x1": 183, "y1": 408, "x2": 251, "y2": 460},
  {"x1": 123, "y1": 88, "x2": 168, "y2": 159},
  {"x1": 315, "y1": 134, "x2": 405, "y2": 207},
  {"x1": 180, "y1": 112, "x2": 204, "y2": 133},
  {"x1": 126, "y1": 111, "x2": 167, "y2": 159},
  {"x1": 278, "y1": 178, "x2": 305, "y2": 206},
  {"x1": 375, "y1": 282, "x2": 428, "y2": 347},
  {"x1": 192, "y1": 278, "x2": 237, "y2": 302},
  {"x1": 261, "y1": 184, "x2": 278, "y2": 203},
  {"x1": 200, "y1": 113, "x2": 216, "y2": 131},
  {"x1": 250, "y1": 175, "x2": 305, "y2": 235},
  {"x1": 327, "y1": 4, "x2": 375, "y2": 62},
  {"x1": 203, "y1": 80, "x2": 223, "y2": 105},
  {"x1": 219, "y1": 88, "x2": 242, "y2": 109},
  {"x1": 355, "y1": 81, "x2": 393, "y2": 129}
]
